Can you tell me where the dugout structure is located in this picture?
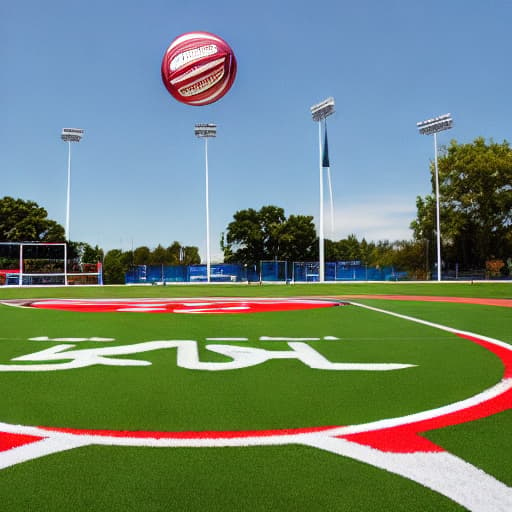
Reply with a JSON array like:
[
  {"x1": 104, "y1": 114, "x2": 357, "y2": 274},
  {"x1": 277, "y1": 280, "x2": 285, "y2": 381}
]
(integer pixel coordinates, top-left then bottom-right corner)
[{"x1": 0, "y1": 242, "x2": 102, "y2": 286}]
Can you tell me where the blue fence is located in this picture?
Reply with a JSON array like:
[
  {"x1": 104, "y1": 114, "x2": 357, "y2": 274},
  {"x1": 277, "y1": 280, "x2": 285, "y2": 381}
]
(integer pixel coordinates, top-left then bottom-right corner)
[
  {"x1": 260, "y1": 261, "x2": 291, "y2": 282},
  {"x1": 125, "y1": 261, "x2": 408, "y2": 284},
  {"x1": 126, "y1": 264, "x2": 249, "y2": 284},
  {"x1": 292, "y1": 261, "x2": 406, "y2": 282}
]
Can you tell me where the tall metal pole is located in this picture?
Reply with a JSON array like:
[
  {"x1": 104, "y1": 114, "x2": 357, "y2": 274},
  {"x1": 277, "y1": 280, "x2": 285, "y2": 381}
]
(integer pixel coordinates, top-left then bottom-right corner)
[
  {"x1": 194, "y1": 124, "x2": 216, "y2": 283},
  {"x1": 19, "y1": 243, "x2": 23, "y2": 287},
  {"x1": 310, "y1": 97, "x2": 334, "y2": 284},
  {"x1": 65, "y1": 141, "x2": 72, "y2": 240},
  {"x1": 416, "y1": 113, "x2": 452, "y2": 283},
  {"x1": 318, "y1": 121, "x2": 325, "y2": 282},
  {"x1": 64, "y1": 241, "x2": 68, "y2": 286},
  {"x1": 204, "y1": 137, "x2": 211, "y2": 283},
  {"x1": 433, "y1": 132, "x2": 442, "y2": 282},
  {"x1": 61, "y1": 128, "x2": 84, "y2": 241}
]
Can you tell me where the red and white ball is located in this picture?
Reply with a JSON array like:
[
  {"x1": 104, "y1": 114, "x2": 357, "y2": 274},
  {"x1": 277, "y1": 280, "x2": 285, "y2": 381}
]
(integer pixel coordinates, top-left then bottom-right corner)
[{"x1": 161, "y1": 31, "x2": 237, "y2": 106}]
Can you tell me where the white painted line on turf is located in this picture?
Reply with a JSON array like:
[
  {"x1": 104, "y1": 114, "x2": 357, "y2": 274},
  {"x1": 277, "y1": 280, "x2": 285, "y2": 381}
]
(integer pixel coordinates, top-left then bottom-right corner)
[
  {"x1": 29, "y1": 337, "x2": 115, "y2": 342},
  {"x1": 303, "y1": 435, "x2": 512, "y2": 512},
  {"x1": 1, "y1": 299, "x2": 511, "y2": 511},
  {"x1": 0, "y1": 436, "x2": 91, "y2": 470},
  {"x1": 206, "y1": 338, "x2": 249, "y2": 341}
]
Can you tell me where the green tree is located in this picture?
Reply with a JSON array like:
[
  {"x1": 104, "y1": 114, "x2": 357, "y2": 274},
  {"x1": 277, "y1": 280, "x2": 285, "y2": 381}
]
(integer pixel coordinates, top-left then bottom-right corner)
[
  {"x1": 68, "y1": 242, "x2": 104, "y2": 264},
  {"x1": 150, "y1": 244, "x2": 168, "y2": 265},
  {"x1": 103, "y1": 249, "x2": 127, "y2": 284},
  {"x1": 411, "y1": 138, "x2": 512, "y2": 267},
  {"x1": 325, "y1": 235, "x2": 372, "y2": 263},
  {"x1": 222, "y1": 206, "x2": 316, "y2": 265},
  {"x1": 222, "y1": 207, "x2": 265, "y2": 265},
  {"x1": 133, "y1": 246, "x2": 151, "y2": 265},
  {"x1": 82, "y1": 244, "x2": 104, "y2": 264},
  {"x1": 165, "y1": 242, "x2": 182, "y2": 265},
  {"x1": 0, "y1": 196, "x2": 65, "y2": 242},
  {"x1": 182, "y1": 246, "x2": 201, "y2": 265},
  {"x1": 279, "y1": 214, "x2": 317, "y2": 261}
]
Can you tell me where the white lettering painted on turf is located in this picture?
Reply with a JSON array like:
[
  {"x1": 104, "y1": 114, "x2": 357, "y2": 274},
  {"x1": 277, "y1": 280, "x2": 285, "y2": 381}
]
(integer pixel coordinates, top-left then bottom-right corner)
[
  {"x1": 0, "y1": 341, "x2": 415, "y2": 372},
  {"x1": 0, "y1": 305, "x2": 511, "y2": 511},
  {"x1": 259, "y1": 336, "x2": 340, "y2": 341},
  {"x1": 29, "y1": 337, "x2": 115, "y2": 342},
  {"x1": 206, "y1": 338, "x2": 249, "y2": 342}
]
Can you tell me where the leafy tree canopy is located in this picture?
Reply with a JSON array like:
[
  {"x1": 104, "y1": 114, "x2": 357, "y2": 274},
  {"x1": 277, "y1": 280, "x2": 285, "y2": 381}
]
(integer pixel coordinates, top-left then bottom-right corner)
[
  {"x1": 0, "y1": 196, "x2": 65, "y2": 242},
  {"x1": 411, "y1": 137, "x2": 512, "y2": 267},
  {"x1": 222, "y1": 206, "x2": 317, "y2": 266}
]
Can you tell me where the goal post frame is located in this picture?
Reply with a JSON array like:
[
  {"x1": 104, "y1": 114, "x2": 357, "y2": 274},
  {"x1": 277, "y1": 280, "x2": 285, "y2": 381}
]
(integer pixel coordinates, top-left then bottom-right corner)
[{"x1": 0, "y1": 242, "x2": 102, "y2": 287}]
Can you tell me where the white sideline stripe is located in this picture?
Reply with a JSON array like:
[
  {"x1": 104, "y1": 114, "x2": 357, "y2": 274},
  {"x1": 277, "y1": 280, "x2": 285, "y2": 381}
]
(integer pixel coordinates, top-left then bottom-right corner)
[
  {"x1": 0, "y1": 437, "x2": 91, "y2": 470},
  {"x1": 304, "y1": 435, "x2": 512, "y2": 512},
  {"x1": 349, "y1": 301, "x2": 512, "y2": 350},
  {"x1": 322, "y1": 301, "x2": 512, "y2": 437},
  {"x1": 1, "y1": 299, "x2": 511, "y2": 511},
  {"x1": 325, "y1": 378, "x2": 512, "y2": 437}
]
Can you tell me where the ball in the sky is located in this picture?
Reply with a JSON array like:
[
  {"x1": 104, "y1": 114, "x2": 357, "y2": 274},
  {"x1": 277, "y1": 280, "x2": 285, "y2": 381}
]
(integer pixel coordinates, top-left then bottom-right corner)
[{"x1": 161, "y1": 31, "x2": 237, "y2": 106}]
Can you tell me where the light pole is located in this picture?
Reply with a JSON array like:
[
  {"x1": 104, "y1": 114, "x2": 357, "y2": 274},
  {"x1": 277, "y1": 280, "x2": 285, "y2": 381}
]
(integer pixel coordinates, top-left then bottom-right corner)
[
  {"x1": 311, "y1": 97, "x2": 335, "y2": 282},
  {"x1": 416, "y1": 113, "x2": 453, "y2": 282},
  {"x1": 61, "y1": 128, "x2": 84, "y2": 241},
  {"x1": 194, "y1": 123, "x2": 217, "y2": 283}
]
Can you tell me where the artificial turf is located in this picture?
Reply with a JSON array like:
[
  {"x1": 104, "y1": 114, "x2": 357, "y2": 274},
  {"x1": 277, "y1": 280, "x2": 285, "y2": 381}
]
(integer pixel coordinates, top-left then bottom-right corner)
[{"x1": 0, "y1": 283, "x2": 510, "y2": 511}]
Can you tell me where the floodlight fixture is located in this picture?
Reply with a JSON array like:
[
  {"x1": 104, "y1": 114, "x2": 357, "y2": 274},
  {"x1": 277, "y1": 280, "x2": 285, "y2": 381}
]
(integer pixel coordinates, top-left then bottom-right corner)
[
  {"x1": 417, "y1": 113, "x2": 453, "y2": 135},
  {"x1": 417, "y1": 113, "x2": 453, "y2": 281},
  {"x1": 310, "y1": 97, "x2": 335, "y2": 282},
  {"x1": 61, "y1": 128, "x2": 84, "y2": 241},
  {"x1": 61, "y1": 128, "x2": 84, "y2": 143},
  {"x1": 310, "y1": 97, "x2": 335, "y2": 122},
  {"x1": 194, "y1": 123, "x2": 217, "y2": 283},
  {"x1": 194, "y1": 123, "x2": 217, "y2": 138}
]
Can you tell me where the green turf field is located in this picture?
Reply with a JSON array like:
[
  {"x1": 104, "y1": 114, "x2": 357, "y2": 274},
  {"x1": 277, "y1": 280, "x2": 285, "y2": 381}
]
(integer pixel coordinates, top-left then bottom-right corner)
[{"x1": 0, "y1": 283, "x2": 510, "y2": 511}]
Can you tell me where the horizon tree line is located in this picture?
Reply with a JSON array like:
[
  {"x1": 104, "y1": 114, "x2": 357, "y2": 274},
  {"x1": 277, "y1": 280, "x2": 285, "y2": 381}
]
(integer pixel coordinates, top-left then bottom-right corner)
[{"x1": 1, "y1": 136, "x2": 510, "y2": 282}]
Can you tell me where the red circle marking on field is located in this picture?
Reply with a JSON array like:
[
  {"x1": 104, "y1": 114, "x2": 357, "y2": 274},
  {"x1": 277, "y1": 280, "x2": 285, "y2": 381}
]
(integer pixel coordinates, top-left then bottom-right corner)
[
  {"x1": 0, "y1": 295, "x2": 510, "y2": 459},
  {"x1": 23, "y1": 298, "x2": 346, "y2": 314}
]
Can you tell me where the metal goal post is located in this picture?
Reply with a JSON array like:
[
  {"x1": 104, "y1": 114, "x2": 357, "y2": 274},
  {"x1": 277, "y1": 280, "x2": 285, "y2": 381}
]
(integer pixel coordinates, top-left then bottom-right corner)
[{"x1": 0, "y1": 242, "x2": 102, "y2": 286}]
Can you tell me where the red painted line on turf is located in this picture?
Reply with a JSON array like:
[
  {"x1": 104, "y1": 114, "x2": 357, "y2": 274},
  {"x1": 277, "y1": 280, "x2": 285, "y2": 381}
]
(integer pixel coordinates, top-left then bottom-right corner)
[
  {"x1": 0, "y1": 432, "x2": 45, "y2": 452},
  {"x1": 3, "y1": 295, "x2": 511, "y2": 458},
  {"x1": 338, "y1": 295, "x2": 512, "y2": 308},
  {"x1": 23, "y1": 298, "x2": 346, "y2": 314},
  {"x1": 39, "y1": 425, "x2": 336, "y2": 439},
  {"x1": 339, "y1": 332, "x2": 512, "y2": 452},
  {"x1": 35, "y1": 331, "x2": 512, "y2": 454}
]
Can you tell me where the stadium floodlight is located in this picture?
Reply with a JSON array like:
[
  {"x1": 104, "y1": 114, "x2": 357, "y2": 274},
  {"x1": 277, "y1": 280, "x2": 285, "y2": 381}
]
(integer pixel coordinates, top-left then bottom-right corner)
[
  {"x1": 311, "y1": 97, "x2": 335, "y2": 122},
  {"x1": 417, "y1": 114, "x2": 453, "y2": 135},
  {"x1": 416, "y1": 113, "x2": 453, "y2": 282},
  {"x1": 310, "y1": 97, "x2": 335, "y2": 282},
  {"x1": 61, "y1": 128, "x2": 84, "y2": 241},
  {"x1": 194, "y1": 123, "x2": 217, "y2": 283}
]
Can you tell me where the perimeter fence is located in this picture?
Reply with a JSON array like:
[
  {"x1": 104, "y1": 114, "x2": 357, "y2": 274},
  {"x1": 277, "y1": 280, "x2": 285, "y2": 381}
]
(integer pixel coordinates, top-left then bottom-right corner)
[{"x1": 125, "y1": 261, "x2": 408, "y2": 284}]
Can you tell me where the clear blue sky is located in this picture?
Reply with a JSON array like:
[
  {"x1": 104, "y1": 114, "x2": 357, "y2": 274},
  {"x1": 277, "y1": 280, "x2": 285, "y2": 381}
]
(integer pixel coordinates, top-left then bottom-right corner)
[{"x1": 2, "y1": 0, "x2": 510, "y2": 261}]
